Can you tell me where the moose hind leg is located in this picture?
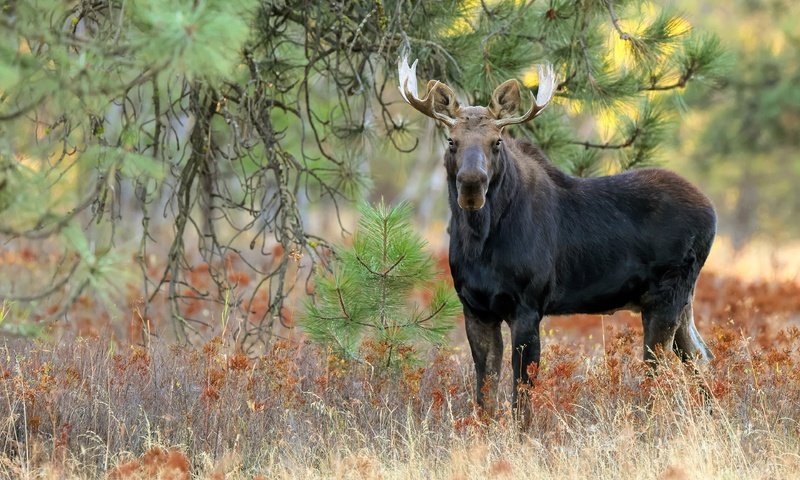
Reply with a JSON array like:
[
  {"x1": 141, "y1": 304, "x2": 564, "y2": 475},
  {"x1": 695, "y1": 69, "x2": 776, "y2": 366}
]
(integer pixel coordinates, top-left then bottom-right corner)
[
  {"x1": 642, "y1": 302, "x2": 682, "y2": 366},
  {"x1": 642, "y1": 263, "x2": 698, "y2": 367},
  {"x1": 673, "y1": 296, "x2": 714, "y2": 410},
  {"x1": 673, "y1": 300, "x2": 713, "y2": 364}
]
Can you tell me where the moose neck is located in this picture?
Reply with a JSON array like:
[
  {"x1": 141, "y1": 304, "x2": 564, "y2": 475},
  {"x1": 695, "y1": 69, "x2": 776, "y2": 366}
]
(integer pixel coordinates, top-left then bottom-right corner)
[{"x1": 448, "y1": 145, "x2": 521, "y2": 258}]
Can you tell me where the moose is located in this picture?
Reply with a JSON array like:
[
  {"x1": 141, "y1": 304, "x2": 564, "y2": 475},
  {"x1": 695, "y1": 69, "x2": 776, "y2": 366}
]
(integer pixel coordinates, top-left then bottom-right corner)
[{"x1": 398, "y1": 56, "x2": 716, "y2": 419}]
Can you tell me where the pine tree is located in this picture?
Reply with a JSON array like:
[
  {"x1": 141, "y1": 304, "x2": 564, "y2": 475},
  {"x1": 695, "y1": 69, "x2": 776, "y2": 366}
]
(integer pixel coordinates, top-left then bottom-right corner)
[
  {"x1": 0, "y1": 1, "x2": 728, "y2": 344},
  {"x1": 391, "y1": 1, "x2": 729, "y2": 177},
  {"x1": 302, "y1": 201, "x2": 458, "y2": 366}
]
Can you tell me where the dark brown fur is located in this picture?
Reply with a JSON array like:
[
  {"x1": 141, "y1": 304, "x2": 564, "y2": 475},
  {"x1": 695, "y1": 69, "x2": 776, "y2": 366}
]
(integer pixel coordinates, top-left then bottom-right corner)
[{"x1": 411, "y1": 76, "x2": 716, "y2": 422}]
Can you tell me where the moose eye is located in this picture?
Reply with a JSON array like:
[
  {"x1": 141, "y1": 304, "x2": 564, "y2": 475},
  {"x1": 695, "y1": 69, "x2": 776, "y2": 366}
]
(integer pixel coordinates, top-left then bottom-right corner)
[
  {"x1": 447, "y1": 138, "x2": 456, "y2": 150},
  {"x1": 493, "y1": 138, "x2": 502, "y2": 151}
]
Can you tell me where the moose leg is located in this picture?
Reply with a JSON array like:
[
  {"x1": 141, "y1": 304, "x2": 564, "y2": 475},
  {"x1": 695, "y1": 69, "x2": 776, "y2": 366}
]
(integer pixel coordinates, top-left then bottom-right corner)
[
  {"x1": 642, "y1": 267, "x2": 697, "y2": 368},
  {"x1": 509, "y1": 313, "x2": 541, "y2": 427},
  {"x1": 673, "y1": 299, "x2": 713, "y2": 364},
  {"x1": 673, "y1": 296, "x2": 714, "y2": 409},
  {"x1": 465, "y1": 313, "x2": 503, "y2": 415},
  {"x1": 641, "y1": 302, "x2": 682, "y2": 368}
]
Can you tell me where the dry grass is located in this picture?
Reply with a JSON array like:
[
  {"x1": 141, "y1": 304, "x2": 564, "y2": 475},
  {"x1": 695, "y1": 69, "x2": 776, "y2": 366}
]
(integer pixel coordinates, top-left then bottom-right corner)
[
  {"x1": 2, "y1": 239, "x2": 800, "y2": 479},
  {"x1": 3, "y1": 313, "x2": 800, "y2": 478}
]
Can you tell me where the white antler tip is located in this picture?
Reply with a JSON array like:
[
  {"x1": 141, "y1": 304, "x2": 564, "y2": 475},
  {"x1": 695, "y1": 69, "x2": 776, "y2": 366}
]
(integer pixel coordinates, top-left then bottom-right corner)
[
  {"x1": 398, "y1": 56, "x2": 420, "y2": 104},
  {"x1": 535, "y1": 63, "x2": 557, "y2": 107}
]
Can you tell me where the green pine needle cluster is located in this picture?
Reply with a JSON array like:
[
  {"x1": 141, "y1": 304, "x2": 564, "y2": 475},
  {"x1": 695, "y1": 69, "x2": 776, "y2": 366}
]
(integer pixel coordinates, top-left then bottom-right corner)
[
  {"x1": 393, "y1": 0, "x2": 731, "y2": 174},
  {"x1": 302, "y1": 201, "x2": 459, "y2": 366},
  {"x1": 131, "y1": 0, "x2": 258, "y2": 81}
]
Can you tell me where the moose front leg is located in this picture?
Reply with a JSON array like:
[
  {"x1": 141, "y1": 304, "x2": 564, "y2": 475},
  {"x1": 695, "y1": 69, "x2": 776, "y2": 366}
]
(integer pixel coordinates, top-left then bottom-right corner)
[
  {"x1": 464, "y1": 312, "x2": 503, "y2": 415},
  {"x1": 509, "y1": 312, "x2": 542, "y2": 427}
]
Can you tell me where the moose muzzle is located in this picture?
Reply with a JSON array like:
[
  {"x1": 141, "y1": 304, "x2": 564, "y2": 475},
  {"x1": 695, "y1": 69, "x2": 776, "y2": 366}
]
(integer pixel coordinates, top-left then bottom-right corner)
[{"x1": 456, "y1": 146, "x2": 489, "y2": 211}]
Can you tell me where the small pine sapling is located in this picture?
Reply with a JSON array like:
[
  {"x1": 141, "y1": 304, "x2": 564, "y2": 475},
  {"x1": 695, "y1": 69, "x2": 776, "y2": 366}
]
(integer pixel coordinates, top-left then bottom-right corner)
[{"x1": 302, "y1": 201, "x2": 459, "y2": 367}]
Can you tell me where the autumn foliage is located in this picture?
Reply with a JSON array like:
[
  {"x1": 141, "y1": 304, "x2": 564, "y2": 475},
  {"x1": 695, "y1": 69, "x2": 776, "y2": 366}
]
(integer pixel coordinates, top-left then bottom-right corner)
[{"x1": 2, "y1": 258, "x2": 800, "y2": 477}]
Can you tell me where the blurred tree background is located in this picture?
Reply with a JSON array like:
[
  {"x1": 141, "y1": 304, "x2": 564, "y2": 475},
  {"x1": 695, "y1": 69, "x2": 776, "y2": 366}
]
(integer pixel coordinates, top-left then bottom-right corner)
[
  {"x1": 670, "y1": 0, "x2": 800, "y2": 249},
  {"x1": 0, "y1": 0, "x2": 794, "y2": 345}
]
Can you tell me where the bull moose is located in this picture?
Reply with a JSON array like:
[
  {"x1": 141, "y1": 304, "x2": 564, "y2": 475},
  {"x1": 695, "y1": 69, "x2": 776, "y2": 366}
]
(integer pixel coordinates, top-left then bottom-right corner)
[{"x1": 398, "y1": 56, "x2": 716, "y2": 418}]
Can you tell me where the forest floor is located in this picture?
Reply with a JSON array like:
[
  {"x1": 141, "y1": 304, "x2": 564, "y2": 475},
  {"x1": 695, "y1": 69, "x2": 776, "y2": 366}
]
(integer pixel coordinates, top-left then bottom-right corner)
[{"x1": 2, "y1": 238, "x2": 800, "y2": 479}]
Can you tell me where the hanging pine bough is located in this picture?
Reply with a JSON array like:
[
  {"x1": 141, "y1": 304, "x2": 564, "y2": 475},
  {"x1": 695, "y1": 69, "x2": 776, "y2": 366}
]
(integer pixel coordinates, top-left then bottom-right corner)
[{"x1": 0, "y1": 1, "x2": 728, "y2": 347}]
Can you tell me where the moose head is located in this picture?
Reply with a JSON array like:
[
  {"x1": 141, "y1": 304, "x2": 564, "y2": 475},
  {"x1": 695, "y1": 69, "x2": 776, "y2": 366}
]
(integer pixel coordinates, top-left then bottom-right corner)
[{"x1": 398, "y1": 56, "x2": 556, "y2": 211}]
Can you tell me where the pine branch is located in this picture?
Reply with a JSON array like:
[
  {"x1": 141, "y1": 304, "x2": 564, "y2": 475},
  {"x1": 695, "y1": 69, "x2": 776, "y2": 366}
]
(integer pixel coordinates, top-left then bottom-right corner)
[
  {"x1": 644, "y1": 67, "x2": 694, "y2": 91},
  {"x1": 355, "y1": 253, "x2": 408, "y2": 277},
  {"x1": 406, "y1": 301, "x2": 447, "y2": 327},
  {"x1": 571, "y1": 129, "x2": 639, "y2": 150},
  {"x1": 0, "y1": 98, "x2": 45, "y2": 121},
  {"x1": 335, "y1": 286, "x2": 354, "y2": 323},
  {"x1": 604, "y1": 0, "x2": 632, "y2": 41}
]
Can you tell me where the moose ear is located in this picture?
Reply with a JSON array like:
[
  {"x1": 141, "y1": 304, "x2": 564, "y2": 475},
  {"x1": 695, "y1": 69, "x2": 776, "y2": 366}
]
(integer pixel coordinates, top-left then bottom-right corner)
[
  {"x1": 489, "y1": 79, "x2": 522, "y2": 119},
  {"x1": 428, "y1": 80, "x2": 460, "y2": 120}
]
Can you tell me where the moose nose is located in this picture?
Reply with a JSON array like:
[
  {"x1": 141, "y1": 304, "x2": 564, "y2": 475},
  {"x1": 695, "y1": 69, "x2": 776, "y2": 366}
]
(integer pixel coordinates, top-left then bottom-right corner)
[{"x1": 456, "y1": 169, "x2": 488, "y2": 186}]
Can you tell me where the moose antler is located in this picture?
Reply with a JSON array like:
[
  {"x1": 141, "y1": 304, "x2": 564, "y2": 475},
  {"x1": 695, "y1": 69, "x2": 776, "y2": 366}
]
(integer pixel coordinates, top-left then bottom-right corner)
[
  {"x1": 397, "y1": 56, "x2": 458, "y2": 127},
  {"x1": 494, "y1": 64, "x2": 557, "y2": 128}
]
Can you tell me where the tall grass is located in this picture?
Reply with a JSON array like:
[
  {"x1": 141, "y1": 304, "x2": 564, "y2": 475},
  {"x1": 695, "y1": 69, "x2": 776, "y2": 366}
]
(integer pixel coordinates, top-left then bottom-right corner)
[
  {"x1": 3, "y1": 239, "x2": 800, "y2": 478},
  {"x1": 2, "y1": 315, "x2": 800, "y2": 479}
]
